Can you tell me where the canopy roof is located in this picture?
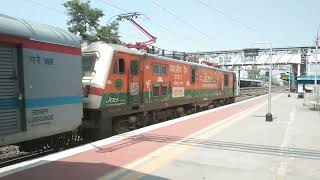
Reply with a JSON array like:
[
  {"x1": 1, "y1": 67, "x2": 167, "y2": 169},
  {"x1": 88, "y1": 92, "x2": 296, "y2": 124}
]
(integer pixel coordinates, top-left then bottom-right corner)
[{"x1": 0, "y1": 14, "x2": 80, "y2": 48}]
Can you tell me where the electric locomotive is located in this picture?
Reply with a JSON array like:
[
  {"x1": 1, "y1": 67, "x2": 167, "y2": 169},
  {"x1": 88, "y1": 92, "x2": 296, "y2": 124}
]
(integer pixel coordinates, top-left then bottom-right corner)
[{"x1": 82, "y1": 42, "x2": 236, "y2": 138}]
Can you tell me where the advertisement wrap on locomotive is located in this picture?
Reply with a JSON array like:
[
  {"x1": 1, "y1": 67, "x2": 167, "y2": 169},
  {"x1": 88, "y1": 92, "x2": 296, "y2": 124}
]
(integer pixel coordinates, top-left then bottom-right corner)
[{"x1": 82, "y1": 42, "x2": 237, "y2": 137}]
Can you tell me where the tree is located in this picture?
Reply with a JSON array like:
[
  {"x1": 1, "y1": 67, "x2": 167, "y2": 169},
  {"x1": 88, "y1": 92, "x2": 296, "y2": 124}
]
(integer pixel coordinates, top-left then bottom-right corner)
[
  {"x1": 247, "y1": 66, "x2": 260, "y2": 79},
  {"x1": 93, "y1": 21, "x2": 121, "y2": 44},
  {"x1": 64, "y1": 0, "x2": 121, "y2": 43}
]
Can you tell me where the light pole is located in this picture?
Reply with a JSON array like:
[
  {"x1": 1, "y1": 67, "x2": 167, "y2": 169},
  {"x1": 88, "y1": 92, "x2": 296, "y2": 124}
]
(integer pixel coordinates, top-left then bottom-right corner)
[
  {"x1": 314, "y1": 29, "x2": 319, "y2": 101},
  {"x1": 288, "y1": 65, "x2": 291, "y2": 97},
  {"x1": 252, "y1": 41, "x2": 273, "y2": 122},
  {"x1": 237, "y1": 66, "x2": 241, "y2": 96}
]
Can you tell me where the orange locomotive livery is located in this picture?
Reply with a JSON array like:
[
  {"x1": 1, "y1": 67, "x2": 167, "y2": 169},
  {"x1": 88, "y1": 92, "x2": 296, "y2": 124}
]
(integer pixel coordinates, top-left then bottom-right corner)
[{"x1": 82, "y1": 42, "x2": 236, "y2": 137}]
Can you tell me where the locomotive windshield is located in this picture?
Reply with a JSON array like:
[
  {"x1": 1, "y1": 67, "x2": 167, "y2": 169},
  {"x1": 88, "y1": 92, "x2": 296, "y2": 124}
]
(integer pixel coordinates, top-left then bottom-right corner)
[{"x1": 82, "y1": 54, "x2": 97, "y2": 76}]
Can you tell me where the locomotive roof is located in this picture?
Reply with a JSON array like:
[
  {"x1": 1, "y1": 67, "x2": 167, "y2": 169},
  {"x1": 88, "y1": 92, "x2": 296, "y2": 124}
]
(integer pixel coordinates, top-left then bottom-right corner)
[
  {"x1": 82, "y1": 42, "x2": 144, "y2": 55},
  {"x1": 146, "y1": 53, "x2": 234, "y2": 73},
  {"x1": 0, "y1": 14, "x2": 80, "y2": 48},
  {"x1": 98, "y1": 42, "x2": 233, "y2": 73}
]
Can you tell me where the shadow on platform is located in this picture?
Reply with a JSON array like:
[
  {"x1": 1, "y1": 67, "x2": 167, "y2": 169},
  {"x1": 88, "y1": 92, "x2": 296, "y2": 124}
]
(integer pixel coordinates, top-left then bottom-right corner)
[
  {"x1": 96, "y1": 133, "x2": 320, "y2": 160},
  {"x1": 251, "y1": 115, "x2": 278, "y2": 120},
  {"x1": 2, "y1": 160, "x2": 169, "y2": 180}
]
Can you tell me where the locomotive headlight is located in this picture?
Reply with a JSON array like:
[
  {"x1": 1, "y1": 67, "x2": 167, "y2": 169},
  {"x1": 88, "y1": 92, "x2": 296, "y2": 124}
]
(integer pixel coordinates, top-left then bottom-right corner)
[{"x1": 83, "y1": 85, "x2": 91, "y2": 98}]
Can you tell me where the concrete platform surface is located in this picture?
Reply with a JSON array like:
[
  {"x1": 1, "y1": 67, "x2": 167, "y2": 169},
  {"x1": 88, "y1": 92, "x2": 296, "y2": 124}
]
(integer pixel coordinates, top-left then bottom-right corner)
[{"x1": 1, "y1": 92, "x2": 320, "y2": 180}]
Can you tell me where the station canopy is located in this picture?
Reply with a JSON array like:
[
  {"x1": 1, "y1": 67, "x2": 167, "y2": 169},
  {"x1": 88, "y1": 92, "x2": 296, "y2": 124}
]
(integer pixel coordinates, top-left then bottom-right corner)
[
  {"x1": 306, "y1": 55, "x2": 319, "y2": 63},
  {"x1": 212, "y1": 53, "x2": 302, "y2": 66}
]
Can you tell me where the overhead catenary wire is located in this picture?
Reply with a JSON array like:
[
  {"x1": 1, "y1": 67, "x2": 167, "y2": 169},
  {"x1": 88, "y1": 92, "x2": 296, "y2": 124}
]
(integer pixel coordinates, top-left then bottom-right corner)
[
  {"x1": 98, "y1": 0, "x2": 196, "y2": 40},
  {"x1": 25, "y1": 0, "x2": 185, "y2": 47},
  {"x1": 140, "y1": 17, "x2": 203, "y2": 46},
  {"x1": 24, "y1": 0, "x2": 214, "y2": 51},
  {"x1": 97, "y1": 0, "x2": 128, "y2": 13},
  {"x1": 196, "y1": 0, "x2": 272, "y2": 40},
  {"x1": 23, "y1": 0, "x2": 66, "y2": 15},
  {"x1": 97, "y1": 0, "x2": 206, "y2": 50},
  {"x1": 151, "y1": 0, "x2": 211, "y2": 40}
]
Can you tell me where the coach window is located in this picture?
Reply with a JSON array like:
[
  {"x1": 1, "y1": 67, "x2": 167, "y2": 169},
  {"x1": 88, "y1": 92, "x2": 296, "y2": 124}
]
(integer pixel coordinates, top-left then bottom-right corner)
[
  {"x1": 224, "y1": 74, "x2": 229, "y2": 86},
  {"x1": 191, "y1": 68, "x2": 196, "y2": 83},
  {"x1": 130, "y1": 60, "x2": 139, "y2": 75},
  {"x1": 153, "y1": 64, "x2": 160, "y2": 75},
  {"x1": 114, "y1": 58, "x2": 125, "y2": 74}
]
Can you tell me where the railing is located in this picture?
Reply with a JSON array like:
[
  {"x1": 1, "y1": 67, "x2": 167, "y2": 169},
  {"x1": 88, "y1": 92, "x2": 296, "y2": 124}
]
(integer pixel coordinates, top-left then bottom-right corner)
[{"x1": 303, "y1": 86, "x2": 320, "y2": 110}]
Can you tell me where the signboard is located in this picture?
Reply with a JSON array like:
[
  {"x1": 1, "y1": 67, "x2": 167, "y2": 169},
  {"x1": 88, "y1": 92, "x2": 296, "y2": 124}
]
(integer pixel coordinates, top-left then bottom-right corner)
[
  {"x1": 244, "y1": 48, "x2": 259, "y2": 57},
  {"x1": 130, "y1": 82, "x2": 139, "y2": 95},
  {"x1": 172, "y1": 87, "x2": 184, "y2": 98}
]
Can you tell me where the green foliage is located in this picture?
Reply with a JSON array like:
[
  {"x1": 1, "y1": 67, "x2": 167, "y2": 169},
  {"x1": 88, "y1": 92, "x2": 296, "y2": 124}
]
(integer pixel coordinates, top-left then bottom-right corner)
[
  {"x1": 93, "y1": 21, "x2": 121, "y2": 44},
  {"x1": 64, "y1": 0, "x2": 121, "y2": 43},
  {"x1": 247, "y1": 66, "x2": 260, "y2": 79}
]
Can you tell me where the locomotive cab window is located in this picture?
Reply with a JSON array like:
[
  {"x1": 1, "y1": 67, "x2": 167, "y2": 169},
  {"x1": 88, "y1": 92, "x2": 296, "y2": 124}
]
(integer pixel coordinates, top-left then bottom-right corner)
[
  {"x1": 114, "y1": 58, "x2": 125, "y2": 74},
  {"x1": 82, "y1": 54, "x2": 97, "y2": 76},
  {"x1": 130, "y1": 60, "x2": 139, "y2": 75},
  {"x1": 224, "y1": 74, "x2": 229, "y2": 86}
]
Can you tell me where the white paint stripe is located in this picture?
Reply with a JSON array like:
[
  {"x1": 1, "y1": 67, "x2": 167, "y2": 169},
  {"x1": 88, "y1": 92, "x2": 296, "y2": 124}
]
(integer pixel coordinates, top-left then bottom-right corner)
[
  {"x1": 275, "y1": 105, "x2": 296, "y2": 180},
  {"x1": 0, "y1": 93, "x2": 272, "y2": 177}
]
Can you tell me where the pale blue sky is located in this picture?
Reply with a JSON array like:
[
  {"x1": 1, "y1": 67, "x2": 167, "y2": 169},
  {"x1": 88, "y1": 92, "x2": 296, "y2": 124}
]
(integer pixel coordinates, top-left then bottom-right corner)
[{"x1": 2, "y1": 0, "x2": 320, "y2": 51}]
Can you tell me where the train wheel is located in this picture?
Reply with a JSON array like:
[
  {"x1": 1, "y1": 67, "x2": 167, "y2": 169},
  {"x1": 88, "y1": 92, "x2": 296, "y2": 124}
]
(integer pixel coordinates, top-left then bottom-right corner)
[
  {"x1": 113, "y1": 118, "x2": 131, "y2": 134},
  {"x1": 48, "y1": 136, "x2": 64, "y2": 151},
  {"x1": 19, "y1": 142, "x2": 35, "y2": 152}
]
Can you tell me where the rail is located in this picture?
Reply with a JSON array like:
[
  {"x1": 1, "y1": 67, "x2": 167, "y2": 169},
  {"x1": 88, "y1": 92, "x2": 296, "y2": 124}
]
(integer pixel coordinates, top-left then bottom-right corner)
[{"x1": 237, "y1": 86, "x2": 285, "y2": 102}]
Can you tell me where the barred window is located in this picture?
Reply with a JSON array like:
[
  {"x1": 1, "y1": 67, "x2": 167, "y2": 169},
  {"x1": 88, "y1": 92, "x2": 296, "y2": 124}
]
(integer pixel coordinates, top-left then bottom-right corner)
[
  {"x1": 161, "y1": 86, "x2": 167, "y2": 96},
  {"x1": 161, "y1": 65, "x2": 167, "y2": 75},
  {"x1": 153, "y1": 64, "x2": 160, "y2": 75},
  {"x1": 153, "y1": 84, "x2": 167, "y2": 96},
  {"x1": 191, "y1": 68, "x2": 196, "y2": 83},
  {"x1": 130, "y1": 60, "x2": 139, "y2": 75},
  {"x1": 153, "y1": 85, "x2": 160, "y2": 96},
  {"x1": 224, "y1": 74, "x2": 229, "y2": 86}
]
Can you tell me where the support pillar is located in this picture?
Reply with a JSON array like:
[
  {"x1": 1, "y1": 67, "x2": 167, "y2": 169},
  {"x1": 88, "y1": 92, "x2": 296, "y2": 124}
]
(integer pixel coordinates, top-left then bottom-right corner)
[{"x1": 297, "y1": 64, "x2": 301, "y2": 77}]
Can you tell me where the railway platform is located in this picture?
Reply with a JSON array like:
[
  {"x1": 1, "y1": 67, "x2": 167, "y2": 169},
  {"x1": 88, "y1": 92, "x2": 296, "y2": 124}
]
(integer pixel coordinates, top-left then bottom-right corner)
[{"x1": 1, "y1": 92, "x2": 320, "y2": 180}]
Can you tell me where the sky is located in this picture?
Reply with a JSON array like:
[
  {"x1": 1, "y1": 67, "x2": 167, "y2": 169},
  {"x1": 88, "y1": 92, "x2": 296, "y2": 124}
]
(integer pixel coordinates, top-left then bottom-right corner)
[{"x1": 2, "y1": 0, "x2": 320, "y2": 52}]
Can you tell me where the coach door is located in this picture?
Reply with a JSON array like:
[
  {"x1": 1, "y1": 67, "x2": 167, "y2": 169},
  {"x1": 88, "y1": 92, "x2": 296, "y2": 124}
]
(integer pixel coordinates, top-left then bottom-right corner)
[
  {"x1": 128, "y1": 59, "x2": 141, "y2": 106},
  {"x1": 0, "y1": 44, "x2": 21, "y2": 135}
]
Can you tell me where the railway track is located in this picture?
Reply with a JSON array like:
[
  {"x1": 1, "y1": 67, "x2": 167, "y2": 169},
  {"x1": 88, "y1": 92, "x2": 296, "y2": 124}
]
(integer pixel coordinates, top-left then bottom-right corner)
[
  {"x1": 236, "y1": 86, "x2": 285, "y2": 102},
  {"x1": 0, "y1": 149, "x2": 55, "y2": 168},
  {"x1": 0, "y1": 86, "x2": 286, "y2": 168}
]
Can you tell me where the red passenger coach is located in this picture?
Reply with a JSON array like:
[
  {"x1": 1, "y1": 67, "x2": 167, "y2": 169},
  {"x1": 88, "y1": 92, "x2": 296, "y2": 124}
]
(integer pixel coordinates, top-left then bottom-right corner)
[{"x1": 82, "y1": 43, "x2": 236, "y2": 137}]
